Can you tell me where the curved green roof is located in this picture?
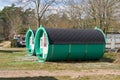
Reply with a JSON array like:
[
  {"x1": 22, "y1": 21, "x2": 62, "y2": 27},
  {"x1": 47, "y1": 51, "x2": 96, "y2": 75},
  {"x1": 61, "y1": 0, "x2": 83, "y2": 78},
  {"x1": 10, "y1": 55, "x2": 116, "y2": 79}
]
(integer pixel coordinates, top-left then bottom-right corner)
[
  {"x1": 35, "y1": 25, "x2": 49, "y2": 62},
  {"x1": 25, "y1": 28, "x2": 36, "y2": 56}
]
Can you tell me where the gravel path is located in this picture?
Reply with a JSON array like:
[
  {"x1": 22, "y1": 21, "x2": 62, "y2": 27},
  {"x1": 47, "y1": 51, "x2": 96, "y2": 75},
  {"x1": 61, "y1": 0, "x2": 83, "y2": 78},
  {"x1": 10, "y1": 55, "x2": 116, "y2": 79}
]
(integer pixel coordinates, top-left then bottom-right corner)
[{"x1": 0, "y1": 69, "x2": 120, "y2": 78}]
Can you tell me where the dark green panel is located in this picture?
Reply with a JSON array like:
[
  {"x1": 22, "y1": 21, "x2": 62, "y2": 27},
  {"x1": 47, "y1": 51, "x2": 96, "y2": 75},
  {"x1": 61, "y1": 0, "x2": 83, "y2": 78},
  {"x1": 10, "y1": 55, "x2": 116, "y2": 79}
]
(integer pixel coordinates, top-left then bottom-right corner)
[
  {"x1": 47, "y1": 45, "x2": 69, "y2": 61},
  {"x1": 85, "y1": 44, "x2": 105, "y2": 60},
  {"x1": 46, "y1": 44, "x2": 105, "y2": 61},
  {"x1": 68, "y1": 44, "x2": 86, "y2": 60}
]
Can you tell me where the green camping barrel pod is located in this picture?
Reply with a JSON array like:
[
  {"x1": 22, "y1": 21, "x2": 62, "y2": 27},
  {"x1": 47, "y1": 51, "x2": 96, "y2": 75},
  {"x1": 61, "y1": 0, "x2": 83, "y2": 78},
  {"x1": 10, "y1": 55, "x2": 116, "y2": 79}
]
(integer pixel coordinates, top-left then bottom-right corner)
[
  {"x1": 35, "y1": 26, "x2": 106, "y2": 62},
  {"x1": 25, "y1": 28, "x2": 36, "y2": 56}
]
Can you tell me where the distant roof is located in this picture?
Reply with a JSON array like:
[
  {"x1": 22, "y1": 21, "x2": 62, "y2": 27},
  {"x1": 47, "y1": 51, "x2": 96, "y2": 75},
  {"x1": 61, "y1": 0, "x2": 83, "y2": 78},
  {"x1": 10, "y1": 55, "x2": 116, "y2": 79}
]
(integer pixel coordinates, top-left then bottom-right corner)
[{"x1": 45, "y1": 28, "x2": 105, "y2": 44}]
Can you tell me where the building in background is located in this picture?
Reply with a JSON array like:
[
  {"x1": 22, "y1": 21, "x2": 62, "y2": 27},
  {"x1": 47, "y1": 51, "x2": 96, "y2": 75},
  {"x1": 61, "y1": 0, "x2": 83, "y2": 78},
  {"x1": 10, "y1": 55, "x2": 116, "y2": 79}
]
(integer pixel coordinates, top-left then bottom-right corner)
[
  {"x1": 13, "y1": 33, "x2": 26, "y2": 47},
  {"x1": 106, "y1": 32, "x2": 120, "y2": 52}
]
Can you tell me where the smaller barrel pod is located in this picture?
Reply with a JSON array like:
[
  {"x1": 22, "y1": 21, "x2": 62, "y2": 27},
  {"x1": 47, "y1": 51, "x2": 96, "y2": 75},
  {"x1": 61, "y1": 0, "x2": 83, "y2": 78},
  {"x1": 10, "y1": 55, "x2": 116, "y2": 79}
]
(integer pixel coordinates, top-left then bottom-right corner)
[
  {"x1": 25, "y1": 28, "x2": 36, "y2": 56},
  {"x1": 35, "y1": 26, "x2": 106, "y2": 62}
]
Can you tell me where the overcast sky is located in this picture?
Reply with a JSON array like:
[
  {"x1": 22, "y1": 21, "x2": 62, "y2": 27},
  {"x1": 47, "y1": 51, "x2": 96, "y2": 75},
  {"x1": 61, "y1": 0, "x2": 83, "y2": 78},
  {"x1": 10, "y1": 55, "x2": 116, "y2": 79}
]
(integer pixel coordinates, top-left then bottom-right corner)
[{"x1": 0, "y1": 0, "x2": 16, "y2": 10}]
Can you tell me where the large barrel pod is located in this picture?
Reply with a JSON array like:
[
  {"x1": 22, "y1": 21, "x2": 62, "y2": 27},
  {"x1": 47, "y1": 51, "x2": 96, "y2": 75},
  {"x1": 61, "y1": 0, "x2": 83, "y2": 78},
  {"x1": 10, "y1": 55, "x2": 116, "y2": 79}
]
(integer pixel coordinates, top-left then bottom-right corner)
[
  {"x1": 25, "y1": 28, "x2": 36, "y2": 56},
  {"x1": 35, "y1": 26, "x2": 106, "y2": 62}
]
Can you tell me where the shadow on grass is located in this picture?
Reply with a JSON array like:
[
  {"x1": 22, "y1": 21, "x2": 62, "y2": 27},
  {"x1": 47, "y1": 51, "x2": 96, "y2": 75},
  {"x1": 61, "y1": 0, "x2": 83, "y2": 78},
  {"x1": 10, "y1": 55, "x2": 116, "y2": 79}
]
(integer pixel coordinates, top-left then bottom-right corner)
[
  {"x1": 53, "y1": 56, "x2": 115, "y2": 63},
  {"x1": 0, "y1": 50, "x2": 25, "y2": 53},
  {"x1": 99, "y1": 57, "x2": 115, "y2": 63},
  {"x1": 0, "y1": 76, "x2": 58, "y2": 80}
]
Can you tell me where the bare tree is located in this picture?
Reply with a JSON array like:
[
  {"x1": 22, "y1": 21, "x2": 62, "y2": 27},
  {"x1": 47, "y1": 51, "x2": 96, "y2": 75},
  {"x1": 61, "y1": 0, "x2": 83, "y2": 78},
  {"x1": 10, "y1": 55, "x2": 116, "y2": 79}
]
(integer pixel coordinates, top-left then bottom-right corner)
[
  {"x1": 86, "y1": 0, "x2": 120, "y2": 32},
  {"x1": 63, "y1": 0, "x2": 85, "y2": 28},
  {"x1": 18, "y1": 0, "x2": 56, "y2": 28}
]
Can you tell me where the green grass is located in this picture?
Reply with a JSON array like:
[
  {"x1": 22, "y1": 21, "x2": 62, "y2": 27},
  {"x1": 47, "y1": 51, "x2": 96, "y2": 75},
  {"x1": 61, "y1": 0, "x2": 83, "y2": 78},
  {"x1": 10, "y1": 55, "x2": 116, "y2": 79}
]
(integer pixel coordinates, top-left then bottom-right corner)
[
  {"x1": 0, "y1": 49, "x2": 120, "y2": 71},
  {"x1": 0, "y1": 48, "x2": 120, "y2": 80}
]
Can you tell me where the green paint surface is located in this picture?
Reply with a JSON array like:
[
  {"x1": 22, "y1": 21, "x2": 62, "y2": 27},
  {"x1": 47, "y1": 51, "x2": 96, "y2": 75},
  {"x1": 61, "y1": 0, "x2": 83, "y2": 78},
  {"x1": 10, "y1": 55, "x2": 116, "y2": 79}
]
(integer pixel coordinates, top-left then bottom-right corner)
[
  {"x1": 33, "y1": 26, "x2": 106, "y2": 62},
  {"x1": 25, "y1": 28, "x2": 35, "y2": 56}
]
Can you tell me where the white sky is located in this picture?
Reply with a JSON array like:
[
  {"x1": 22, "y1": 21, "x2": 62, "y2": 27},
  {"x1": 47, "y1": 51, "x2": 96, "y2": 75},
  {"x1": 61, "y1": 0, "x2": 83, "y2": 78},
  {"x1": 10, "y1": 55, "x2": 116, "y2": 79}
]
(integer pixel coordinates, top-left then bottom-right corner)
[{"x1": 0, "y1": 0, "x2": 16, "y2": 10}]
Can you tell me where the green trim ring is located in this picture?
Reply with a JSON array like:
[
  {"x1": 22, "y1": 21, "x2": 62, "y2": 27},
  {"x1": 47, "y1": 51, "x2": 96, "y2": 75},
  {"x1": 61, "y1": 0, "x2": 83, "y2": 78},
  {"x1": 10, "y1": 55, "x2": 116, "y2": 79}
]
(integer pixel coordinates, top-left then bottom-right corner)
[
  {"x1": 35, "y1": 25, "x2": 49, "y2": 62},
  {"x1": 94, "y1": 27, "x2": 107, "y2": 43},
  {"x1": 94, "y1": 27, "x2": 106, "y2": 58},
  {"x1": 25, "y1": 28, "x2": 36, "y2": 56}
]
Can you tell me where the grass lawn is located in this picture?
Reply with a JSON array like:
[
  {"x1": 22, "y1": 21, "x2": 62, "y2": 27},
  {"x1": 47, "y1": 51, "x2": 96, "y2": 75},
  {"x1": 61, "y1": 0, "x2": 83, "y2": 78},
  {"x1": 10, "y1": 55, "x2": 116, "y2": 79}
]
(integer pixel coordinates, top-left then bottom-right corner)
[{"x1": 0, "y1": 48, "x2": 120, "y2": 80}]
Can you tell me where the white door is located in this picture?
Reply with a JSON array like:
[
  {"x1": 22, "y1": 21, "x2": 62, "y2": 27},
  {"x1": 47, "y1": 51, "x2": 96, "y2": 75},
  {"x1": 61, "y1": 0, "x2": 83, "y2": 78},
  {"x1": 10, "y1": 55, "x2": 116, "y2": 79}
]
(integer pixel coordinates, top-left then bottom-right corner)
[
  {"x1": 30, "y1": 36, "x2": 34, "y2": 50},
  {"x1": 40, "y1": 33, "x2": 48, "y2": 58},
  {"x1": 111, "y1": 35, "x2": 115, "y2": 49}
]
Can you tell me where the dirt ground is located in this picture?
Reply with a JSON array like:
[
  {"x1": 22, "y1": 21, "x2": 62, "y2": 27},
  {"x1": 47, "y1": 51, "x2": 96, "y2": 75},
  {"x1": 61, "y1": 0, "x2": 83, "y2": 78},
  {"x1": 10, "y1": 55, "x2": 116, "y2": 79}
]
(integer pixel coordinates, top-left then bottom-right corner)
[{"x1": 0, "y1": 69, "x2": 120, "y2": 78}]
